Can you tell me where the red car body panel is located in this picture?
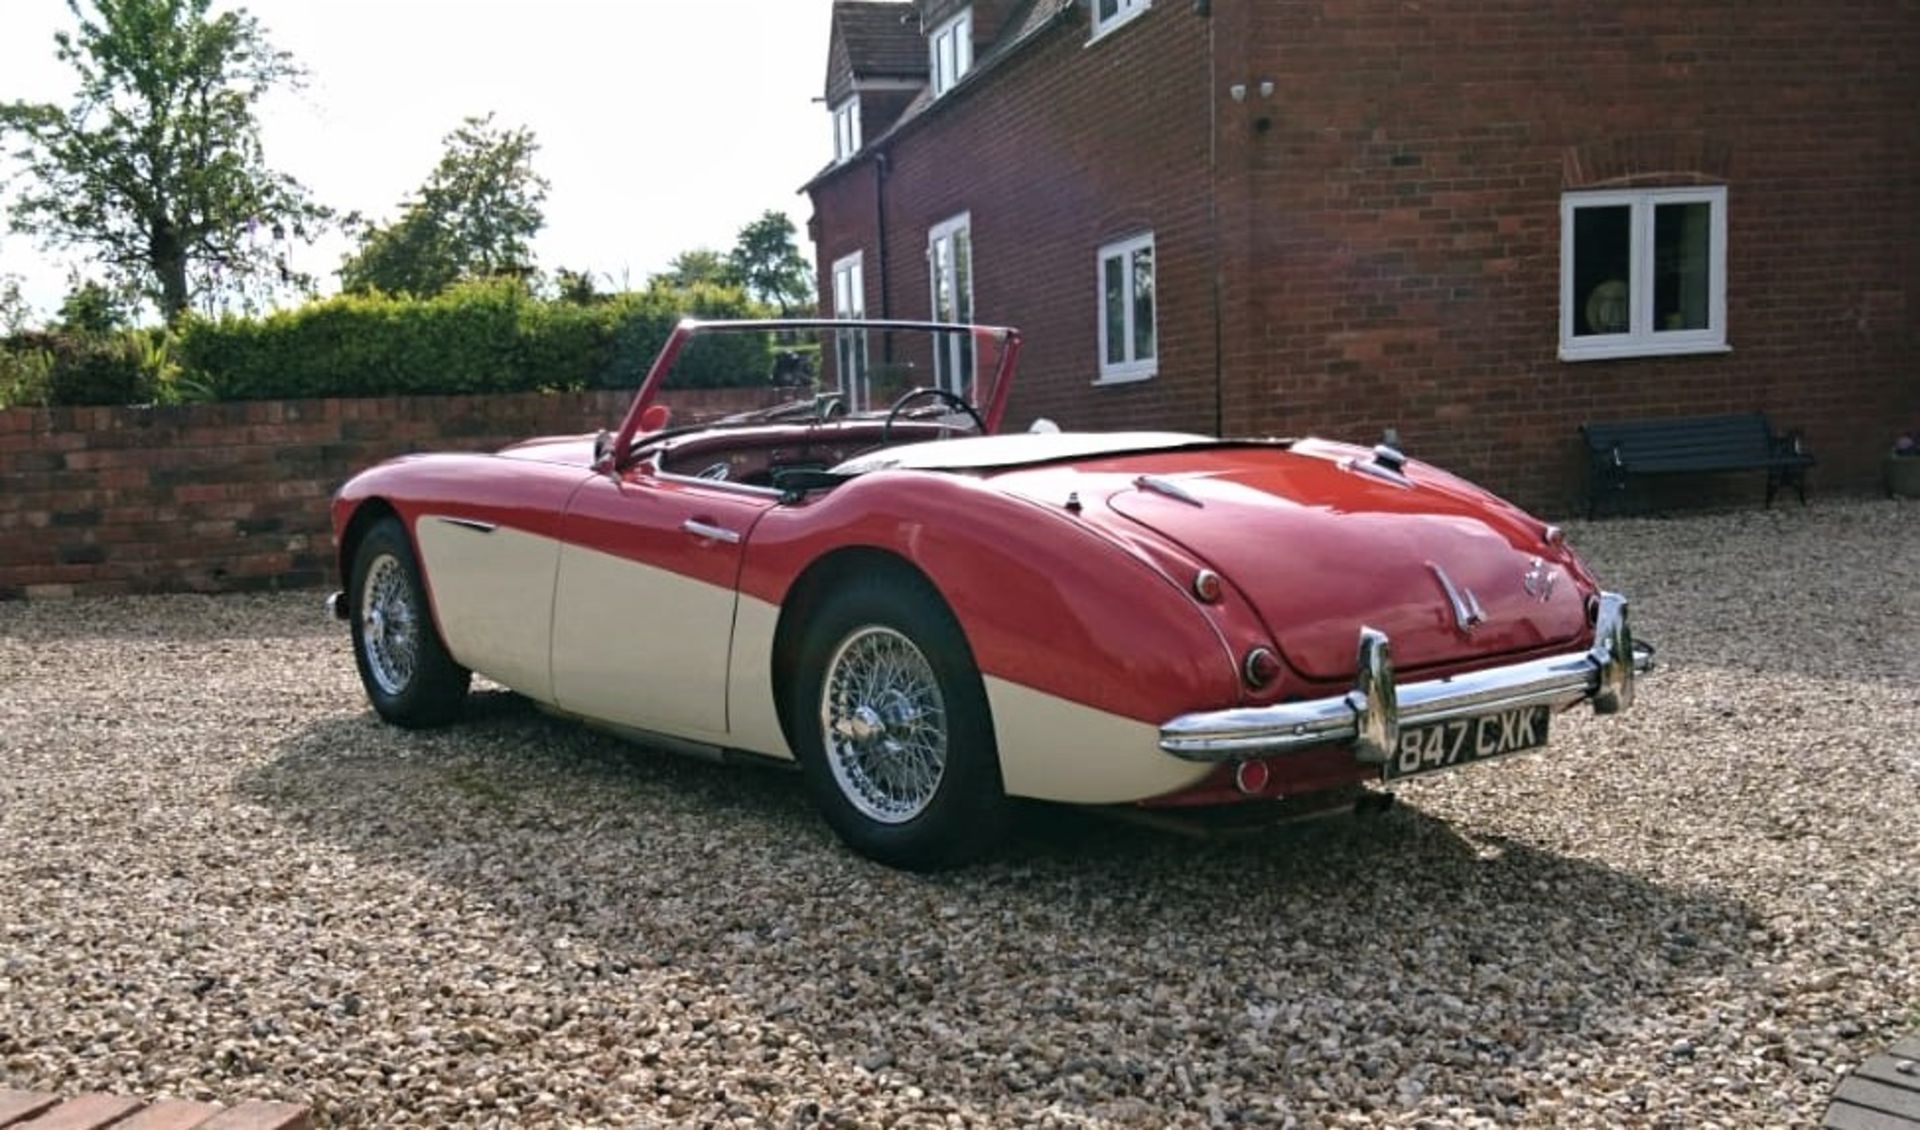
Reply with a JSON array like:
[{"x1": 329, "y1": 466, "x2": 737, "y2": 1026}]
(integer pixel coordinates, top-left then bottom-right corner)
[
  {"x1": 734, "y1": 470, "x2": 1243, "y2": 726},
  {"x1": 333, "y1": 452, "x2": 582, "y2": 542},
  {"x1": 1013, "y1": 443, "x2": 1590, "y2": 680}
]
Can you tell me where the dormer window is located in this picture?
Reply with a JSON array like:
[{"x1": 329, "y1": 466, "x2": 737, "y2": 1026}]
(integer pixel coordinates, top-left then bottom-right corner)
[
  {"x1": 831, "y1": 97, "x2": 862, "y2": 163},
  {"x1": 1091, "y1": 0, "x2": 1149, "y2": 40},
  {"x1": 929, "y1": 9, "x2": 973, "y2": 97}
]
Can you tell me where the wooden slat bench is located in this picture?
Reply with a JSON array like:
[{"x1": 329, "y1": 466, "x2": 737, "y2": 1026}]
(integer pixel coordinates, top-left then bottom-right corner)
[
  {"x1": 1825, "y1": 1034, "x2": 1920, "y2": 1129},
  {"x1": 0, "y1": 1091, "x2": 309, "y2": 1130},
  {"x1": 1580, "y1": 412, "x2": 1814, "y2": 516}
]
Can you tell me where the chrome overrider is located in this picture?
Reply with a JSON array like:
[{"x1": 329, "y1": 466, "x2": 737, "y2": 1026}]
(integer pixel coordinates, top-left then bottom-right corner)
[{"x1": 1159, "y1": 592, "x2": 1654, "y2": 764}]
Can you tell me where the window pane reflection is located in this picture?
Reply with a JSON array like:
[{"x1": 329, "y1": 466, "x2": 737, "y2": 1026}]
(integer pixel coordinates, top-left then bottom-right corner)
[
  {"x1": 1131, "y1": 245, "x2": 1155, "y2": 361},
  {"x1": 1573, "y1": 205, "x2": 1631, "y2": 336},
  {"x1": 1654, "y1": 202, "x2": 1711, "y2": 332}
]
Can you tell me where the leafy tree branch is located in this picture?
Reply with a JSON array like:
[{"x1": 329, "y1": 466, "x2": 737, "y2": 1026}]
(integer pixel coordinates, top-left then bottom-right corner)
[{"x1": 0, "y1": 0, "x2": 329, "y2": 322}]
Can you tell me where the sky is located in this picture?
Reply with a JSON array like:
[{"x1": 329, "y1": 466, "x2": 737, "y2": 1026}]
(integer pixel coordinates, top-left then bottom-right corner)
[{"x1": 0, "y1": 0, "x2": 843, "y2": 321}]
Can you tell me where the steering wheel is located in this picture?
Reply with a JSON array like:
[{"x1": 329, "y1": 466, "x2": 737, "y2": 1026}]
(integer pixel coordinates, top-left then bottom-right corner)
[{"x1": 882, "y1": 387, "x2": 986, "y2": 444}]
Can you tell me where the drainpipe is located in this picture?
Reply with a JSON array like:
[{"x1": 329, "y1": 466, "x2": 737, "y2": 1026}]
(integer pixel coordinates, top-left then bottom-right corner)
[
  {"x1": 874, "y1": 151, "x2": 894, "y2": 365},
  {"x1": 1207, "y1": 6, "x2": 1223, "y2": 438}
]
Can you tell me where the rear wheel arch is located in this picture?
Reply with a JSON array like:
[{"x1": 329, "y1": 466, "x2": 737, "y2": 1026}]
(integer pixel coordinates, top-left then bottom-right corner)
[
  {"x1": 773, "y1": 547, "x2": 1008, "y2": 869},
  {"x1": 770, "y1": 548, "x2": 970, "y2": 757}
]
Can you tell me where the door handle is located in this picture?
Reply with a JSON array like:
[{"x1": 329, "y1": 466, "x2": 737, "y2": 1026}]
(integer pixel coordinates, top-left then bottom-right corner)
[{"x1": 681, "y1": 518, "x2": 741, "y2": 544}]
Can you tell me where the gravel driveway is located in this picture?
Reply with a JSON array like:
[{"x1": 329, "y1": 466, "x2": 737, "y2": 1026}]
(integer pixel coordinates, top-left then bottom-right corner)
[{"x1": 3, "y1": 500, "x2": 1916, "y2": 1128}]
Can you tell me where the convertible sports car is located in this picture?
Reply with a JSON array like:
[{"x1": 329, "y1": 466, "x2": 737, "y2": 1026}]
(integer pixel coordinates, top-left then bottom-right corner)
[{"x1": 327, "y1": 319, "x2": 1654, "y2": 869}]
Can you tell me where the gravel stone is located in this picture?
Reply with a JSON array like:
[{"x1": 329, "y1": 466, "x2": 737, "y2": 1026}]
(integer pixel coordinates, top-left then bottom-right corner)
[{"x1": 2, "y1": 499, "x2": 1916, "y2": 1127}]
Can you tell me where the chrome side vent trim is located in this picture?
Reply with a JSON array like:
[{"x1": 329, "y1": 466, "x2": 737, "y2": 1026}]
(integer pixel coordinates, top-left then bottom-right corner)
[{"x1": 435, "y1": 516, "x2": 498, "y2": 534}]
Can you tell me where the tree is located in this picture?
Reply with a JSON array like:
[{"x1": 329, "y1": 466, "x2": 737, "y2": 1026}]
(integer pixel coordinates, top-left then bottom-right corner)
[
  {"x1": 339, "y1": 114, "x2": 549, "y2": 296},
  {"x1": 651, "y1": 248, "x2": 733, "y2": 291},
  {"x1": 549, "y1": 267, "x2": 606, "y2": 305},
  {"x1": 726, "y1": 211, "x2": 813, "y2": 315},
  {"x1": 56, "y1": 276, "x2": 134, "y2": 333},
  {"x1": 0, "y1": 275, "x2": 33, "y2": 334},
  {"x1": 0, "y1": 0, "x2": 329, "y2": 322}
]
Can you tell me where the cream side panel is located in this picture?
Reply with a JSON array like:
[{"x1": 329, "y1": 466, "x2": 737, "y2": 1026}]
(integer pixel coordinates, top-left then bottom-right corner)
[
  {"x1": 550, "y1": 545, "x2": 735, "y2": 742},
  {"x1": 986, "y1": 677, "x2": 1209, "y2": 803},
  {"x1": 413, "y1": 519, "x2": 558, "y2": 702},
  {"x1": 726, "y1": 595, "x2": 794, "y2": 760}
]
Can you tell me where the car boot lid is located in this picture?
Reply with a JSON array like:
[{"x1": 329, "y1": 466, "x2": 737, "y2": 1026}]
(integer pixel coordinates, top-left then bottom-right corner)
[{"x1": 992, "y1": 439, "x2": 1589, "y2": 681}]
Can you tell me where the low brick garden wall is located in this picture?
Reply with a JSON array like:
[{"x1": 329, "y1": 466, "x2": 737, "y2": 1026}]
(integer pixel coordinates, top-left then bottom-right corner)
[{"x1": 0, "y1": 388, "x2": 782, "y2": 599}]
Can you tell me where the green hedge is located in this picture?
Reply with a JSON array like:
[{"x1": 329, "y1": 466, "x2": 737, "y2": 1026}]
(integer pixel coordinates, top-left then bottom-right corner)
[
  {"x1": 0, "y1": 330, "x2": 169, "y2": 407},
  {"x1": 173, "y1": 279, "x2": 773, "y2": 401},
  {"x1": 0, "y1": 281, "x2": 781, "y2": 408}
]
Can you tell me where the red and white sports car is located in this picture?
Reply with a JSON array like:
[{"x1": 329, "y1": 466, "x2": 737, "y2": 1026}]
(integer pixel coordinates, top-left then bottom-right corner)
[{"x1": 327, "y1": 320, "x2": 1653, "y2": 869}]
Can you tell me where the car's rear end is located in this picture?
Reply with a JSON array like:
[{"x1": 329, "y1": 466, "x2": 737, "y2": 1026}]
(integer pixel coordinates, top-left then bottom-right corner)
[{"x1": 979, "y1": 436, "x2": 1654, "y2": 811}]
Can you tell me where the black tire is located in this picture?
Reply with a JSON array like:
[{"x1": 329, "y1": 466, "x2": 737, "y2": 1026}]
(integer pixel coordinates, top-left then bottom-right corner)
[
  {"x1": 348, "y1": 516, "x2": 470, "y2": 728},
  {"x1": 790, "y1": 573, "x2": 1008, "y2": 870}
]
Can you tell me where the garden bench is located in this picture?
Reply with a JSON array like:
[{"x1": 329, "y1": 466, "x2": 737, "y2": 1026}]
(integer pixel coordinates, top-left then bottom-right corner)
[{"x1": 1580, "y1": 412, "x2": 1814, "y2": 517}]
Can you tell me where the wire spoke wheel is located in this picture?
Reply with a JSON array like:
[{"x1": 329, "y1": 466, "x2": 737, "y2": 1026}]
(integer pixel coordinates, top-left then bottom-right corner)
[
  {"x1": 793, "y1": 571, "x2": 1006, "y2": 868},
  {"x1": 359, "y1": 553, "x2": 421, "y2": 696},
  {"x1": 347, "y1": 516, "x2": 468, "y2": 728},
  {"x1": 820, "y1": 625, "x2": 949, "y2": 824}
]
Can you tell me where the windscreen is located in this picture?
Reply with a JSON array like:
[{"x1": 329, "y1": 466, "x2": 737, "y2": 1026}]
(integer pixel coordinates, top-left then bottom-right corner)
[{"x1": 659, "y1": 323, "x2": 1014, "y2": 426}]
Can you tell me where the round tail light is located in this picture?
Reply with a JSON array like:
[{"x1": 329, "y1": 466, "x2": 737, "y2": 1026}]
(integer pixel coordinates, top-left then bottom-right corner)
[{"x1": 1243, "y1": 646, "x2": 1282, "y2": 688}]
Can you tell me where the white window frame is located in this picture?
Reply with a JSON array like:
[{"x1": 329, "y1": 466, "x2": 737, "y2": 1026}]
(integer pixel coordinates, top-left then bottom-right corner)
[
  {"x1": 831, "y1": 251, "x2": 869, "y2": 410},
  {"x1": 927, "y1": 212, "x2": 974, "y2": 396},
  {"x1": 1089, "y1": 0, "x2": 1151, "y2": 42},
  {"x1": 831, "y1": 97, "x2": 861, "y2": 164},
  {"x1": 1560, "y1": 186, "x2": 1729, "y2": 362},
  {"x1": 1096, "y1": 231, "x2": 1157, "y2": 384},
  {"x1": 929, "y1": 9, "x2": 974, "y2": 97}
]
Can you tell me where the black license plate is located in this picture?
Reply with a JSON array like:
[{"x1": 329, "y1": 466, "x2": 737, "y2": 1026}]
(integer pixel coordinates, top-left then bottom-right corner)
[{"x1": 1384, "y1": 705, "x2": 1552, "y2": 781}]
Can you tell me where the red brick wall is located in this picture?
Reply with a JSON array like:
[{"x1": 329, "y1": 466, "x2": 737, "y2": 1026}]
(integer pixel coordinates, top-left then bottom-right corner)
[
  {"x1": 811, "y1": 0, "x2": 1918, "y2": 512},
  {"x1": 812, "y1": 5, "x2": 1220, "y2": 436},
  {"x1": 1218, "y1": 0, "x2": 1919, "y2": 510},
  {"x1": 0, "y1": 388, "x2": 780, "y2": 599}
]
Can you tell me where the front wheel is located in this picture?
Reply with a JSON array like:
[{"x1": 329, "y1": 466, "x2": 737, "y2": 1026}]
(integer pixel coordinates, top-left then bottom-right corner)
[
  {"x1": 348, "y1": 516, "x2": 470, "y2": 728},
  {"x1": 791, "y1": 575, "x2": 1008, "y2": 870}
]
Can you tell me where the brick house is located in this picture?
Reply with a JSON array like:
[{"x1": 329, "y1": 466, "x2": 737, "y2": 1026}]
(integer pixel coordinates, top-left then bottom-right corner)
[{"x1": 801, "y1": 0, "x2": 1919, "y2": 511}]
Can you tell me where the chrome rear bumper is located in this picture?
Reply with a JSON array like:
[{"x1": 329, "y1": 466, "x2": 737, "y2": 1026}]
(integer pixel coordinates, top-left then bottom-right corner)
[{"x1": 1159, "y1": 592, "x2": 1654, "y2": 763}]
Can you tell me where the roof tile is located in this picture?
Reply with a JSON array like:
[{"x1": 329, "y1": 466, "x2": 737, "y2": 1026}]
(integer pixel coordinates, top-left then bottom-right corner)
[{"x1": 835, "y1": 2, "x2": 927, "y2": 80}]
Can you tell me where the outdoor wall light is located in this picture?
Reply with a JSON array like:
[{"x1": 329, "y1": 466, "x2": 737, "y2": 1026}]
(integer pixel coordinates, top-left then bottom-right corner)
[{"x1": 1229, "y1": 83, "x2": 1247, "y2": 102}]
